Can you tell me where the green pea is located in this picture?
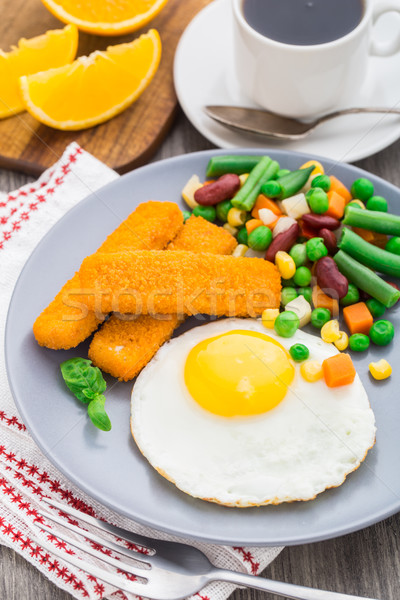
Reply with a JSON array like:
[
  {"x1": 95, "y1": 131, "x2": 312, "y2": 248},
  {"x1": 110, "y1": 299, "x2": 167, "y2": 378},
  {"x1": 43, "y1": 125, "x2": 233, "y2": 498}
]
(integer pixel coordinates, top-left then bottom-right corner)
[
  {"x1": 306, "y1": 237, "x2": 328, "y2": 261},
  {"x1": 298, "y1": 287, "x2": 312, "y2": 304},
  {"x1": 193, "y1": 205, "x2": 216, "y2": 222},
  {"x1": 369, "y1": 320, "x2": 394, "y2": 346},
  {"x1": 282, "y1": 277, "x2": 295, "y2": 287},
  {"x1": 349, "y1": 333, "x2": 370, "y2": 352},
  {"x1": 276, "y1": 168, "x2": 291, "y2": 178},
  {"x1": 306, "y1": 188, "x2": 329, "y2": 214},
  {"x1": 311, "y1": 174, "x2": 331, "y2": 192},
  {"x1": 289, "y1": 243, "x2": 307, "y2": 267},
  {"x1": 293, "y1": 266, "x2": 312, "y2": 287},
  {"x1": 366, "y1": 298, "x2": 386, "y2": 318},
  {"x1": 236, "y1": 227, "x2": 248, "y2": 245},
  {"x1": 281, "y1": 287, "x2": 298, "y2": 306},
  {"x1": 248, "y1": 225, "x2": 272, "y2": 251},
  {"x1": 311, "y1": 307, "x2": 331, "y2": 329},
  {"x1": 366, "y1": 195, "x2": 388, "y2": 212},
  {"x1": 182, "y1": 210, "x2": 192, "y2": 223},
  {"x1": 289, "y1": 343, "x2": 310, "y2": 362},
  {"x1": 385, "y1": 236, "x2": 400, "y2": 256},
  {"x1": 274, "y1": 311, "x2": 300, "y2": 338},
  {"x1": 351, "y1": 178, "x2": 374, "y2": 202},
  {"x1": 339, "y1": 283, "x2": 360, "y2": 306},
  {"x1": 216, "y1": 199, "x2": 232, "y2": 222}
]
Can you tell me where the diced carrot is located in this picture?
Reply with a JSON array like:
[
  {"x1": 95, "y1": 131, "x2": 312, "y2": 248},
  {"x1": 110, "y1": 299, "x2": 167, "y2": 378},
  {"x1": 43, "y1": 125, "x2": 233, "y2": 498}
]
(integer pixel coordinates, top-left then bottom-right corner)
[
  {"x1": 343, "y1": 301, "x2": 373, "y2": 335},
  {"x1": 251, "y1": 194, "x2": 282, "y2": 219},
  {"x1": 326, "y1": 190, "x2": 346, "y2": 219},
  {"x1": 371, "y1": 231, "x2": 388, "y2": 248},
  {"x1": 322, "y1": 353, "x2": 356, "y2": 387},
  {"x1": 312, "y1": 284, "x2": 339, "y2": 316},
  {"x1": 352, "y1": 226, "x2": 375, "y2": 243},
  {"x1": 329, "y1": 175, "x2": 352, "y2": 203},
  {"x1": 246, "y1": 218, "x2": 263, "y2": 234}
]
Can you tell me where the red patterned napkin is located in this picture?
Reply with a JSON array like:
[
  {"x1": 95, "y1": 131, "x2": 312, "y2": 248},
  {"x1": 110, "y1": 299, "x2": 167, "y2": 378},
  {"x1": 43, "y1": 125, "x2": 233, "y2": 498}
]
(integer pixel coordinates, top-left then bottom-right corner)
[{"x1": 0, "y1": 142, "x2": 282, "y2": 600}]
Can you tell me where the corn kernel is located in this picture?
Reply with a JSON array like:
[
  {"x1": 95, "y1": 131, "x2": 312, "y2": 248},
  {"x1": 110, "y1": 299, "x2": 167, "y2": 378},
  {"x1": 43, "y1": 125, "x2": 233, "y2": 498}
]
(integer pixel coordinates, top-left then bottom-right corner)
[
  {"x1": 275, "y1": 251, "x2": 296, "y2": 280},
  {"x1": 223, "y1": 223, "x2": 238, "y2": 236},
  {"x1": 262, "y1": 308, "x2": 280, "y2": 329},
  {"x1": 299, "y1": 160, "x2": 324, "y2": 176},
  {"x1": 321, "y1": 319, "x2": 341, "y2": 343},
  {"x1": 181, "y1": 174, "x2": 202, "y2": 209},
  {"x1": 350, "y1": 199, "x2": 366, "y2": 209},
  {"x1": 334, "y1": 331, "x2": 349, "y2": 351},
  {"x1": 300, "y1": 360, "x2": 323, "y2": 383},
  {"x1": 239, "y1": 173, "x2": 249, "y2": 187},
  {"x1": 369, "y1": 359, "x2": 392, "y2": 380},
  {"x1": 232, "y1": 244, "x2": 249, "y2": 257},
  {"x1": 227, "y1": 207, "x2": 247, "y2": 228}
]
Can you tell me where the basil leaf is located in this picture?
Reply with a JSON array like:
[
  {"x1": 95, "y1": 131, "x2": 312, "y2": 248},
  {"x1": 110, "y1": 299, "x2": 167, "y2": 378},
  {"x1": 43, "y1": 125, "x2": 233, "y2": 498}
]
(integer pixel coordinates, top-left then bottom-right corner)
[
  {"x1": 87, "y1": 396, "x2": 112, "y2": 432},
  {"x1": 60, "y1": 357, "x2": 106, "y2": 404}
]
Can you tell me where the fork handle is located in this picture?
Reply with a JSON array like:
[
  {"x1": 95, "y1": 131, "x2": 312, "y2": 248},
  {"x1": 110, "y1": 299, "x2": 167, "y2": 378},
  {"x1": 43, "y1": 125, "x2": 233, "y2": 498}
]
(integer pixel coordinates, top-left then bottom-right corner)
[{"x1": 211, "y1": 569, "x2": 381, "y2": 600}]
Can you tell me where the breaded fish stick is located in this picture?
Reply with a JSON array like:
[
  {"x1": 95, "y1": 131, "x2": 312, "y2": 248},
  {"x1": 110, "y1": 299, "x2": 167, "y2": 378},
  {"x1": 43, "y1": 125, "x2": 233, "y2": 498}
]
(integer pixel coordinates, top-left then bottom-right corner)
[
  {"x1": 88, "y1": 216, "x2": 237, "y2": 380},
  {"x1": 80, "y1": 250, "x2": 281, "y2": 317},
  {"x1": 33, "y1": 202, "x2": 183, "y2": 350}
]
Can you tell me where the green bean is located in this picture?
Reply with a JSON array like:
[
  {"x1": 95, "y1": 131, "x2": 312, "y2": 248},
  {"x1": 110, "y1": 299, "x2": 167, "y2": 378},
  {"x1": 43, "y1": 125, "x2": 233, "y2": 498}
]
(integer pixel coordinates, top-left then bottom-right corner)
[
  {"x1": 205, "y1": 155, "x2": 261, "y2": 178},
  {"x1": 334, "y1": 250, "x2": 400, "y2": 308},
  {"x1": 231, "y1": 157, "x2": 279, "y2": 211},
  {"x1": 338, "y1": 227, "x2": 400, "y2": 278},
  {"x1": 261, "y1": 165, "x2": 314, "y2": 200},
  {"x1": 343, "y1": 205, "x2": 400, "y2": 236}
]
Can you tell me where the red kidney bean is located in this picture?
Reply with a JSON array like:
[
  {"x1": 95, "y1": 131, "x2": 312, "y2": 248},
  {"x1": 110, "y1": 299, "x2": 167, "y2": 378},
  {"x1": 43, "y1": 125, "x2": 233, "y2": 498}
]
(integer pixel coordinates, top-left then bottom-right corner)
[
  {"x1": 302, "y1": 213, "x2": 340, "y2": 230},
  {"x1": 319, "y1": 228, "x2": 337, "y2": 255},
  {"x1": 265, "y1": 222, "x2": 300, "y2": 263},
  {"x1": 194, "y1": 173, "x2": 240, "y2": 206},
  {"x1": 315, "y1": 256, "x2": 349, "y2": 299}
]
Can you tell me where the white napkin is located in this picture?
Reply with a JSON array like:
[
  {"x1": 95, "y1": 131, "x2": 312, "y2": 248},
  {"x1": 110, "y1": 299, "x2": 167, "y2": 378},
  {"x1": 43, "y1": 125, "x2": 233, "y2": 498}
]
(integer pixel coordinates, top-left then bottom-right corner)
[{"x1": 0, "y1": 142, "x2": 282, "y2": 600}]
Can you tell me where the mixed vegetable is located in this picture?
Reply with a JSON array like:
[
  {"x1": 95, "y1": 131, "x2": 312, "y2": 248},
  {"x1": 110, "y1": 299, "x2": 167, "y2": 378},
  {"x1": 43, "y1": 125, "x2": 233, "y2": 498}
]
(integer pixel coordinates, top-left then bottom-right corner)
[{"x1": 182, "y1": 154, "x2": 400, "y2": 384}]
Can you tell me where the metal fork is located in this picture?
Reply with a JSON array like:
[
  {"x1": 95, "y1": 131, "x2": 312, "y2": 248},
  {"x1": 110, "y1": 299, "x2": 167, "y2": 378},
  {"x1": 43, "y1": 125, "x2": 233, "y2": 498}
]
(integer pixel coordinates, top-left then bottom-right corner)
[{"x1": 36, "y1": 497, "x2": 381, "y2": 600}]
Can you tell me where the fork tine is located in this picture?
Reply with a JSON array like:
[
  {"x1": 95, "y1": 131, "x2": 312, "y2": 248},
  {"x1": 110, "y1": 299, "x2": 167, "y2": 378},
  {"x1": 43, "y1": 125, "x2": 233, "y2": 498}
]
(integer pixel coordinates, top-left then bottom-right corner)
[
  {"x1": 42, "y1": 497, "x2": 156, "y2": 552},
  {"x1": 38, "y1": 520, "x2": 148, "y2": 579},
  {"x1": 38, "y1": 508, "x2": 150, "y2": 567},
  {"x1": 34, "y1": 529, "x2": 150, "y2": 598}
]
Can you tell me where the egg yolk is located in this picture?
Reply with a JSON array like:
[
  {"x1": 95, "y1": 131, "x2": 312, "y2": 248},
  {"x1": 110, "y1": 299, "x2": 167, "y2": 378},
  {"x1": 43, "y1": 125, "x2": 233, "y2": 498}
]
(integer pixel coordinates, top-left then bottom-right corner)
[{"x1": 184, "y1": 330, "x2": 295, "y2": 417}]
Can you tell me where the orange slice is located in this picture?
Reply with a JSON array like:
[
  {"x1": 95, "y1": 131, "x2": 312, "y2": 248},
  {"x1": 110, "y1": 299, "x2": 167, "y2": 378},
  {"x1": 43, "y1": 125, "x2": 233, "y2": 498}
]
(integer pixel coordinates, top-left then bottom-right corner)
[
  {"x1": 19, "y1": 29, "x2": 161, "y2": 131},
  {"x1": 0, "y1": 25, "x2": 78, "y2": 119},
  {"x1": 41, "y1": 0, "x2": 169, "y2": 36}
]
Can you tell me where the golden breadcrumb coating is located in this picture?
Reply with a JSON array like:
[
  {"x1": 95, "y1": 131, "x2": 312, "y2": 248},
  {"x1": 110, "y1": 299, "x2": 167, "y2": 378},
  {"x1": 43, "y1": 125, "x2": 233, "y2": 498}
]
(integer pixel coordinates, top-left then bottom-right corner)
[
  {"x1": 33, "y1": 273, "x2": 102, "y2": 351},
  {"x1": 168, "y1": 215, "x2": 237, "y2": 255},
  {"x1": 88, "y1": 215, "x2": 237, "y2": 380},
  {"x1": 80, "y1": 250, "x2": 281, "y2": 316},
  {"x1": 33, "y1": 202, "x2": 183, "y2": 350}
]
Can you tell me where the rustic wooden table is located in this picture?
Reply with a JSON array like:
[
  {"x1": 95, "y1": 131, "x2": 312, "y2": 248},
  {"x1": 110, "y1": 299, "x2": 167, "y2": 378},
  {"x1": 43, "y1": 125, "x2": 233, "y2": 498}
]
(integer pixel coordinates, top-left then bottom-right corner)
[{"x1": 1, "y1": 110, "x2": 399, "y2": 599}]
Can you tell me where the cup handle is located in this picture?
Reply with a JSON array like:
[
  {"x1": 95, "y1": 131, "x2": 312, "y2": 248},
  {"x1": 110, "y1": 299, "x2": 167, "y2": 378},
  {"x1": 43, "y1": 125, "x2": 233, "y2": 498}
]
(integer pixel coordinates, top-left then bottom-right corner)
[{"x1": 370, "y1": 0, "x2": 400, "y2": 56}]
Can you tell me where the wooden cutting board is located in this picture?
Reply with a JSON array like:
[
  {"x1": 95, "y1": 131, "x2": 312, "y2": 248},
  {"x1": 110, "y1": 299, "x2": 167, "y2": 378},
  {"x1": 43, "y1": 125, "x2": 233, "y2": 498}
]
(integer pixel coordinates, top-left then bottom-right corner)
[{"x1": 0, "y1": 0, "x2": 212, "y2": 176}]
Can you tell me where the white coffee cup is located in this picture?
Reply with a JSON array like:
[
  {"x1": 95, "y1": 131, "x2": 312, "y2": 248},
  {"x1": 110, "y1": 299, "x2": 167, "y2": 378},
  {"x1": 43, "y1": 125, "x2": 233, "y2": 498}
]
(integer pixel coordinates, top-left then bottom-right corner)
[{"x1": 232, "y1": 0, "x2": 400, "y2": 118}]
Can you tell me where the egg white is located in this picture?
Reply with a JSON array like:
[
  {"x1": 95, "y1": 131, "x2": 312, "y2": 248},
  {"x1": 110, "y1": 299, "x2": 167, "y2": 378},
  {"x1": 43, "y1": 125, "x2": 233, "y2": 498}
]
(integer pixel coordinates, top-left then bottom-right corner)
[{"x1": 130, "y1": 318, "x2": 376, "y2": 507}]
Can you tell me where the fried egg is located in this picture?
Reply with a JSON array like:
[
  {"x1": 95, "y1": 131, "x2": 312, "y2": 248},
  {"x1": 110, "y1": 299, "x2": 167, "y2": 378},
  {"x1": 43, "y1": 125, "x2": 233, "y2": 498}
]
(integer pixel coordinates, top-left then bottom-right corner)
[{"x1": 130, "y1": 319, "x2": 376, "y2": 507}]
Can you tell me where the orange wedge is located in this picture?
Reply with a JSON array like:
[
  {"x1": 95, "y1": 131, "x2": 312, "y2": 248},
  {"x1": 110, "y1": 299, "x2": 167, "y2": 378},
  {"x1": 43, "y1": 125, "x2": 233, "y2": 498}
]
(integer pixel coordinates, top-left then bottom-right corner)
[
  {"x1": 19, "y1": 29, "x2": 161, "y2": 131},
  {"x1": 0, "y1": 25, "x2": 78, "y2": 119},
  {"x1": 41, "y1": 0, "x2": 169, "y2": 36}
]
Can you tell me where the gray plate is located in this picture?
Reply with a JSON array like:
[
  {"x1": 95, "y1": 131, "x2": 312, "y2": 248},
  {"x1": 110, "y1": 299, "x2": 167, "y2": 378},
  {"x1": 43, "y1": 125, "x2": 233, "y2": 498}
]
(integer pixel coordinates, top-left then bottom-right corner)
[{"x1": 5, "y1": 149, "x2": 400, "y2": 547}]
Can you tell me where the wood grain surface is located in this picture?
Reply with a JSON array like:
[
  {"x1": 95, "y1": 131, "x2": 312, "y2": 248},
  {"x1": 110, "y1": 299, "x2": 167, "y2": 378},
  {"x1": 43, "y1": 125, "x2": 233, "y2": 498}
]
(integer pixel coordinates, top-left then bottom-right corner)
[
  {"x1": 0, "y1": 0, "x2": 211, "y2": 176},
  {"x1": 1, "y1": 110, "x2": 400, "y2": 599}
]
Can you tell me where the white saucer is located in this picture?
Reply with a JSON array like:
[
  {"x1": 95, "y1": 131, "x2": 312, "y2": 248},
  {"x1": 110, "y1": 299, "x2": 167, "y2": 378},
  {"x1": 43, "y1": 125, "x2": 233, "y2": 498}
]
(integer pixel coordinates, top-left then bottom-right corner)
[{"x1": 174, "y1": 0, "x2": 400, "y2": 163}]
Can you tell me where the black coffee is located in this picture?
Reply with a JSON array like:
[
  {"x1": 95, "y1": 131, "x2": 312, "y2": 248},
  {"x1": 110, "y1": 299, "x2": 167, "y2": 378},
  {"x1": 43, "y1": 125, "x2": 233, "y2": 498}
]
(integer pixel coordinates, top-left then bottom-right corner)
[{"x1": 242, "y1": 0, "x2": 364, "y2": 46}]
